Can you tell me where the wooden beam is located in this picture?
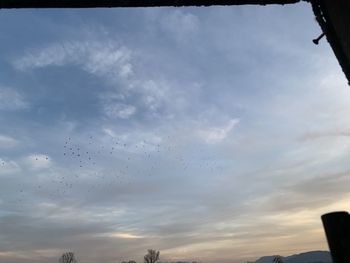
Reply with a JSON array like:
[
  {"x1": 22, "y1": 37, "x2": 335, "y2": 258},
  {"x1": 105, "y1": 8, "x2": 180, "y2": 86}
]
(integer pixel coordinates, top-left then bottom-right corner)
[{"x1": 0, "y1": 0, "x2": 300, "y2": 8}]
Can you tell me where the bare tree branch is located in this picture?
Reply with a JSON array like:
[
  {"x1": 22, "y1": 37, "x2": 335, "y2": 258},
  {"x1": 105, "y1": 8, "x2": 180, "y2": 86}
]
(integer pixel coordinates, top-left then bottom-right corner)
[
  {"x1": 144, "y1": 249, "x2": 160, "y2": 263},
  {"x1": 59, "y1": 252, "x2": 77, "y2": 263}
]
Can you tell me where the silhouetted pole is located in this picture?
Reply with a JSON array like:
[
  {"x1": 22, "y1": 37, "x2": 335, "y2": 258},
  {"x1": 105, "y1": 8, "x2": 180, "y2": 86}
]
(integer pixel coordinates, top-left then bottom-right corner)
[
  {"x1": 0, "y1": 0, "x2": 300, "y2": 8},
  {"x1": 321, "y1": 211, "x2": 350, "y2": 263}
]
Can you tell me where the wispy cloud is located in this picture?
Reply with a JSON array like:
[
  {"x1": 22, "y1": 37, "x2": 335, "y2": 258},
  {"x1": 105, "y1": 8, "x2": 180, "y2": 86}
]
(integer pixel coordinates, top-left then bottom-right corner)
[
  {"x1": 104, "y1": 103, "x2": 137, "y2": 119},
  {"x1": 299, "y1": 129, "x2": 350, "y2": 142},
  {"x1": 22, "y1": 154, "x2": 51, "y2": 170},
  {"x1": 197, "y1": 119, "x2": 239, "y2": 144},
  {"x1": 109, "y1": 233, "x2": 144, "y2": 239},
  {"x1": 13, "y1": 40, "x2": 132, "y2": 81},
  {"x1": 0, "y1": 158, "x2": 21, "y2": 176},
  {"x1": 158, "y1": 10, "x2": 200, "y2": 43},
  {"x1": 0, "y1": 135, "x2": 19, "y2": 149},
  {"x1": 0, "y1": 86, "x2": 28, "y2": 111},
  {"x1": 13, "y1": 39, "x2": 181, "y2": 121}
]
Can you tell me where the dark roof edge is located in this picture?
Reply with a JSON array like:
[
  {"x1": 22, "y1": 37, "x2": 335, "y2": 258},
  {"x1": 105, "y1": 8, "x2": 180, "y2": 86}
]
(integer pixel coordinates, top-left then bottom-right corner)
[
  {"x1": 310, "y1": 0, "x2": 350, "y2": 85},
  {"x1": 0, "y1": 0, "x2": 300, "y2": 8}
]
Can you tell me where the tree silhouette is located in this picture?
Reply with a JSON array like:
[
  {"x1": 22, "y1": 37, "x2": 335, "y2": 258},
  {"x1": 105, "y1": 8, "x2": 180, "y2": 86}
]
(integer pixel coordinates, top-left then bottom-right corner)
[
  {"x1": 144, "y1": 249, "x2": 160, "y2": 263},
  {"x1": 59, "y1": 252, "x2": 77, "y2": 263},
  {"x1": 273, "y1": 256, "x2": 284, "y2": 263}
]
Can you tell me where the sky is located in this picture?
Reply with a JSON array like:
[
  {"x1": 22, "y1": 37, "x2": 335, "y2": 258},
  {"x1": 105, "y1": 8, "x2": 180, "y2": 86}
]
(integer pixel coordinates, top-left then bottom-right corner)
[{"x1": 0, "y1": 3, "x2": 350, "y2": 263}]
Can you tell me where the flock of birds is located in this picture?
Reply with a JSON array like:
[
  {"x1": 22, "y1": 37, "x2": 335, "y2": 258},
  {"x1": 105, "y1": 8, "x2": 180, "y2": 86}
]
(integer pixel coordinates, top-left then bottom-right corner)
[{"x1": 1, "y1": 135, "x2": 225, "y2": 206}]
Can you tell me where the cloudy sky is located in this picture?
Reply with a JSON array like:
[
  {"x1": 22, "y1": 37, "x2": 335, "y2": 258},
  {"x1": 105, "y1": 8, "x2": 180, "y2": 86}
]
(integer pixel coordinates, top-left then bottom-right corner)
[{"x1": 1, "y1": 3, "x2": 350, "y2": 263}]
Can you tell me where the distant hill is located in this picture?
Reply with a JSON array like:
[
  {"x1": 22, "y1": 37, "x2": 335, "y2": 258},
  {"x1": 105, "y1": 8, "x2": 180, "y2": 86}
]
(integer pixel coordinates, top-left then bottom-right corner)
[{"x1": 253, "y1": 251, "x2": 331, "y2": 263}]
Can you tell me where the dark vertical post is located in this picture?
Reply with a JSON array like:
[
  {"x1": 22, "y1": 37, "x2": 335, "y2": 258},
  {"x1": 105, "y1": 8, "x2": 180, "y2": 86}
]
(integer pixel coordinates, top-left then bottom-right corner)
[{"x1": 321, "y1": 211, "x2": 350, "y2": 263}]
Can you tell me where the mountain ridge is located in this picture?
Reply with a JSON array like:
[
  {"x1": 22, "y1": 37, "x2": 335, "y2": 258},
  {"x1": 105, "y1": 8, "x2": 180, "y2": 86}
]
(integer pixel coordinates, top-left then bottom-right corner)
[{"x1": 252, "y1": 250, "x2": 331, "y2": 263}]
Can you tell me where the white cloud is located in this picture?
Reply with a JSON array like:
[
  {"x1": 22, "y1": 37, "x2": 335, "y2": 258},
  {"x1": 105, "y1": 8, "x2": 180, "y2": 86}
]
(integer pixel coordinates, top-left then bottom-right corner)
[
  {"x1": 159, "y1": 10, "x2": 200, "y2": 43},
  {"x1": 13, "y1": 39, "x2": 176, "y2": 119},
  {"x1": 197, "y1": 119, "x2": 239, "y2": 144},
  {"x1": 0, "y1": 86, "x2": 28, "y2": 111},
  {"x1": 23, "y1": 154, "x2": 51, "y2": 170},
  {"x1": 82, "y1": 44, "x2": 133, "y2": 79},
  {"x1": 104, "y1": 103, "x2": 136, "y2": 119},
  {"x1": 14, "y1": 44, "x2": 72, "y2": 69},
  {"x1": 14, "y1": 40, "x2": 133, "y2": 83},
  {"x1": 0, "y1": 134, "x2": 19, "y2": 148},
  {"x1": 0, "y1": 158, "x2": 21, "y2": 175},
  {"x1": 109, "y1": 232, "x2": 144, "y2": 239},
  {"x1": 141, "y1": 80, "x2": 167, "y2": 111},
  {"x1": 103, "y1": 128, "x2": 163, "y2": 153}
]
